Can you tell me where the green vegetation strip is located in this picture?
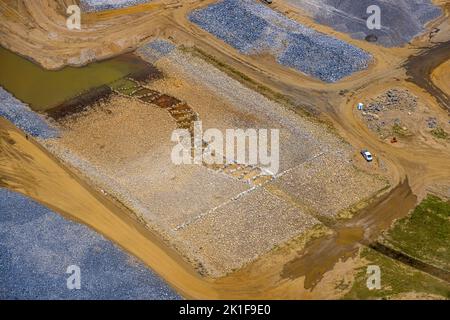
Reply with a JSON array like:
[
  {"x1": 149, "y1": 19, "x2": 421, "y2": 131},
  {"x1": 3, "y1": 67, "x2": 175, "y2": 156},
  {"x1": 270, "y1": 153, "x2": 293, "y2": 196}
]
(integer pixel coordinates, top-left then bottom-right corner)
[
  {"x1": 382, "y1": 195, "x2": 450, "y2": 270},
  {"x1": 344, "y1": 247, "x2": 450, "y2": 299},
  {"x1": 345, "y1": 195, "x2": 450, "y2": 299},
  {"x1": 431, "y1": 127, "x2": 449, "y2": 140}
]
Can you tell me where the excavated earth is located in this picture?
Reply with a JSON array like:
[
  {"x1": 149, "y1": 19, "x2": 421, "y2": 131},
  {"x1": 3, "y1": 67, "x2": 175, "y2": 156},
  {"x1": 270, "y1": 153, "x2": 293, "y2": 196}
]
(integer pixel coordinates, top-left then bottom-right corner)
[
  {"x1": 1, "y1": 0, "x2": 450, "y2": 299},
  {"x1": 41, "y1": 42, "x2": 387, "y2": 277}
]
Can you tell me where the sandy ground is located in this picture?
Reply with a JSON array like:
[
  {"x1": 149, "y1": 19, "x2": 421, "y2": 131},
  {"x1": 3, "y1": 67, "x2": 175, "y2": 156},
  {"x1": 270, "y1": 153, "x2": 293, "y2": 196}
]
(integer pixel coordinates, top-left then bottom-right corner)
[
  {"x1": 1, "y1": 0, "x2": 450, "y2": 299},
  {"x1": 0, "y1": 0, "x2": 188, "y2": 69},
  {"x1": 432, "y1": 59, "x2": 450, "y2": 97}
]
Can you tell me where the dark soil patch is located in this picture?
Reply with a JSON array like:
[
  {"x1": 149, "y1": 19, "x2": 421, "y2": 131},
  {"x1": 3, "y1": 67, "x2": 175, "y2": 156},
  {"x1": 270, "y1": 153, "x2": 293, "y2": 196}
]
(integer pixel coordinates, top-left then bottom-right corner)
[
  {"x1": 46, "y1": 85, "x2": 112, "y2": 120},
  {"x1": 405, "y1": 40, "x2": 450, "y2": 111},
  {"x1": 152, "y1": 94, "x2": 181, "y2": 108},
  {"x1": 125, "y1": 54, "x2": 163, "y2": 83},
  {"x1": 369, "y1": 242, "x2": 450, "y2": 283},
  {"x1": 365, "y1": 34, "x2": 378, "y2": 43}
]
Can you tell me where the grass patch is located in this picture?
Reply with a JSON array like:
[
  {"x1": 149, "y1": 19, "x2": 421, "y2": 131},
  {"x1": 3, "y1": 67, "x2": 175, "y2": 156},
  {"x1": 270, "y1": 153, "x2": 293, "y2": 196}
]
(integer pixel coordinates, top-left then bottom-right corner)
[
  {"x1": 381, "y1": 195, "x2": 450, "y2": 270},
  {"x1": 431, "y1": 127, "x2": 449, "y2": 140},
  {"x1": 109, "y1": 78, "x2": 140, "y2": 96},
  {"x1": 345, "y1": 195, "x2": 450, "y2": 299},
  {"x1": 392, "y1": 123, "x2": 412, "y2": 137},
  {"x1": 344, "y1": 247, "x2": 450, "y2": 299}
]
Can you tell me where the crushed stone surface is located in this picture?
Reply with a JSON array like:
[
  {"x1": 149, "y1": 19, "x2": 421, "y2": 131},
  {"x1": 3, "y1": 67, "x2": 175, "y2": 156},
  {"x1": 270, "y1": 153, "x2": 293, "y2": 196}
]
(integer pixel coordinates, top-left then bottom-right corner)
[
  {"x1": 189, "y1": 0, "x2": 371, "y2": 82},
  {"x1": 286, "y1": 0, "x2": 442, "y2": 47},
  {"x1": 0, "y1": 188, "x2": 179, "y2": 300}
]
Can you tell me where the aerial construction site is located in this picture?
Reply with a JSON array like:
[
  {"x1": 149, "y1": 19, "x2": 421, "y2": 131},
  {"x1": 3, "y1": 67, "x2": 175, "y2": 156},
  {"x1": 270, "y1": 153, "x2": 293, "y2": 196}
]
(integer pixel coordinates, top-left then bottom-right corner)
[{"x1": 0, "y1": 0, "x2": 449, "y2": 302}]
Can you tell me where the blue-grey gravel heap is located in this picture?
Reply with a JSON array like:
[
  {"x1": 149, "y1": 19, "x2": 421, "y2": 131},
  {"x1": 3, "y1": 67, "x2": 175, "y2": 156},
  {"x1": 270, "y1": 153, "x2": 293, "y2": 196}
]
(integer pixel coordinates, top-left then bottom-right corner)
[
  {"x1": 0, "y1": 188, "x2": 180, "y2": 300},
  {"x1": 286, "y1": 0, "x2": 442, "y2": 47},
  {"x1": 137, "y1": 40, "x2": 176, "y2": 63},
  {"x1": 0, "y1": 87, "x2": 58, "y2": 139},
  {"x1": 80, "y1": 0, "x2": 151, "y2": 12},
  {"x1": 189, "y1": 0, "x2": 372, "y2": 82}
]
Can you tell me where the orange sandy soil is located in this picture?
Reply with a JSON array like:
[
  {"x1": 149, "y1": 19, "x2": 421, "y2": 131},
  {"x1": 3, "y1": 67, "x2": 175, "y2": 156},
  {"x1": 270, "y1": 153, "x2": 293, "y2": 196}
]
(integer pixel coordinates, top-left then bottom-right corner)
[{"x1": 432, "y1": 59, "x2": 450, "y2": 97}]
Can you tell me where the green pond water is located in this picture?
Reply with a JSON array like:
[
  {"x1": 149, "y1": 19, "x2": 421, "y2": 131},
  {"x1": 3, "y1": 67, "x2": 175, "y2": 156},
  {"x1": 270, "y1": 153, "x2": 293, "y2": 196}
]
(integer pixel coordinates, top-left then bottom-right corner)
[{"x1": 0, "y1": 46, "x2": 150, "y2": 111}]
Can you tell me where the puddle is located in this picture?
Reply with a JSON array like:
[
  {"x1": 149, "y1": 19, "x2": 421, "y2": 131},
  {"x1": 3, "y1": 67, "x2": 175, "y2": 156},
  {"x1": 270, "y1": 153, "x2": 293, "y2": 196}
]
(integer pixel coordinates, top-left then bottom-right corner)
[
  {"x1": 281, "y1": 179, "x2": 417, "y2": 289},
  {"x1": 0, "y1": 46, "x2": 161, "y2": 111}
]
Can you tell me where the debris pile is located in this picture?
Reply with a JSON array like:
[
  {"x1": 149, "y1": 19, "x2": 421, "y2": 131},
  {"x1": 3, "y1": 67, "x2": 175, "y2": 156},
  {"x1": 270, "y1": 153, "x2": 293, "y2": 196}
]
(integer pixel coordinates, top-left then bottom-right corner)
[
  {"x1": 360, "y1": 88, "x2": 450, "y2": 142},
  {"x1": 426, "y1": 117, "x2": 438, "y2": 129},
  {"x1": 365, "y1": 89, "x2": 418, "y2": 114},
  {"x1": 361, "y1": 89, "x2": 419, "y2": 138}
]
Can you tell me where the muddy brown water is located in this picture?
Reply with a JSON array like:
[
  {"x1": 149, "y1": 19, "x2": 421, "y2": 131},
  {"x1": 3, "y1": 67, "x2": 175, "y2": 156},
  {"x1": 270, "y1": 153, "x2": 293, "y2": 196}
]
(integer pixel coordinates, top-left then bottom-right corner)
[
  {"x1": 281, "y1": 179, "x2": 417, "y2": 289},
  {"x1": 405, "y1": 40, "x2": 450, "y2": 111},
  {"x1": 0, "y1": 46, "x2": 161, "y2": 111}
]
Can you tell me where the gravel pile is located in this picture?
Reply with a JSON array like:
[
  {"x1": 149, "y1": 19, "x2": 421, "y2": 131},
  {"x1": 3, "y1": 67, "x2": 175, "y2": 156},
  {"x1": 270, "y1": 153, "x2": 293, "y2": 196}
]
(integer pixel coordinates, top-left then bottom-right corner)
[
  {"x1": 80, "y1": 0, "x2": 151, "y2": 12},
  {"x1": 365, "y1": 89, "x2": 418, "y2": 114},
  {"x1": 0, "y1": 87, "x2": 58, "y2": 139},
  {"x1": 0, "y1": 188, "x2": 179, "y2": 300},
  {"x1": 426, "y1": 117, "x2": 438, "y2": 129},
  {"x1": 47, "y1": 39, "x2": 387, "y2": 277},
  {"x1": 137, "y1": 40, "x2": 176, "y2": 63},
  {"x1": 189, "y1": 0, "x2": 371, "y2": 82},
  {"x1": 286, "y1": 0, "x2": 442, "y2": 47}
]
